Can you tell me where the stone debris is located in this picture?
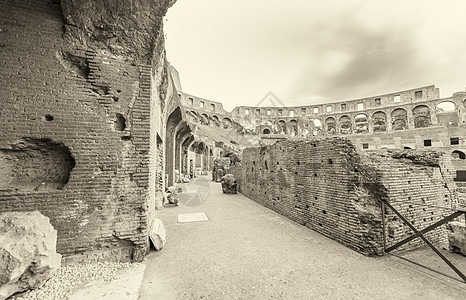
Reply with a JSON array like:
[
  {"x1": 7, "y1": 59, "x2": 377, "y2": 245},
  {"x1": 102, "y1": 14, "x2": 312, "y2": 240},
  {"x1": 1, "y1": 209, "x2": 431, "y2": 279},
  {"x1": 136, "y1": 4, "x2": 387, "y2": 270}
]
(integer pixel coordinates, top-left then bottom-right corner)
[
  {"x1": 165, "y1": 186, "x2": 181, "y2": 205},
  {"x1": 221, "y1": 174, "x2": 238, "y2": 194},
  {"x1": 0, "y1": 211, "x2": 61, "y2": 300},
  {"x1": 448, "y1": 221, "x2": 466, "y2": 256},
  {"x1": 11, "y1": 262, "x2": 131, "y2": 300},
  {"x1": 149, "y1": 219, "x2": 167, "y2": 251}
]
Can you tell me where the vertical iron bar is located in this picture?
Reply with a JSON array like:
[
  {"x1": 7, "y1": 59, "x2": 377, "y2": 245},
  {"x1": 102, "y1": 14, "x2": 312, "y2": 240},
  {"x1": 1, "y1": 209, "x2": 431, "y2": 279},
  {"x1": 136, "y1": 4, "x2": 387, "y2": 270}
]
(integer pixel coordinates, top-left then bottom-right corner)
[{"x1": 381, "y1": 200, "x2": 386, "y2": 254}]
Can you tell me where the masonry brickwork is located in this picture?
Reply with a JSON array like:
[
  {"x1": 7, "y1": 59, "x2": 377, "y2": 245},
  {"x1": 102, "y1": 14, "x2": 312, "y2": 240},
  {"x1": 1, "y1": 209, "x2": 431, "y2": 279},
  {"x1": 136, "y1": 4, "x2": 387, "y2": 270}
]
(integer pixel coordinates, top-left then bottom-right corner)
[
  {"x1": 231, "y1": 138, "x2": 459, "y2": 255},
  {"x1": 0, "y1": 0, "x2": 175, "y2": 262}
]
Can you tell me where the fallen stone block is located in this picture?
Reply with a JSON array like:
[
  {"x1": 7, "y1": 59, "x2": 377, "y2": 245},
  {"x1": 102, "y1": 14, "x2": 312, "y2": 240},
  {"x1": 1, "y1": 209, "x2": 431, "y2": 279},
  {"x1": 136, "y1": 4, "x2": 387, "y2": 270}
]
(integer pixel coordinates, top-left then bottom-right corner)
[
  {"x1": 0, "y1": 211, "x2": 62, "y2": 300},
  {"x1": 149, "y1": 219, "x2": 166, "y2": 251},
  {"x1": 448, "y1": 221, "x2": 466, "y2": 256},
  {"x1": 221, "y1": 174, "x2": 238, "y2": 194}
]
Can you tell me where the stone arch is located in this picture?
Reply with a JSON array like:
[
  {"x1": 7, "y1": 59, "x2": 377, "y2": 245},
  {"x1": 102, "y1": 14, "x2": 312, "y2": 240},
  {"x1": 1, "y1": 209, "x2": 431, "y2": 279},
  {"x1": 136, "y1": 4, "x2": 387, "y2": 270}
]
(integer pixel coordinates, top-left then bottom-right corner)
[
  {"x1": 222, "y1": 117, "x2": 232, "y2": 129},
  {"x1": 325, "y1": 117, "x2": 336, "y2": 135},
  {"x1": 372, "y1": 111, "x2": 387, "y2": 132},
  {"x1": 278, "y1": 120, "x2": 286, "y2": 134},
  {"x1": 289, "y1": 119, "x2": 298, "y2": 136},
  {"x1": 452, "y1": 150, "x2": 466, "y2": 160},
  {"x1": 354, "y1": 113, "x2": 368, "y2": 133},
  {"x1": 165, "y1": 107, "x2": 183, "y2": 186},
  {"x1": 391, "y1": 108, "x2": 408, "y2": 130},
  {"x1": 212, "y1": 115, "x2": 219, "y2": 122},
  {"x1": 339, "y1": 115, "x2": 352, "y2": 134},
  {"x1": 412, "y1": 105, "x2": 431, "y2": 128},
  {"x1": 436, "y1": 101, "x2": 456, "y2": 112},
  {"x1": 437, "y1": 101, "x2": 459, "y2": 126},
  {"x1": 201, "y1": 113, "x2": 209, "y2": 125},
  {"x1": 263, "y1": 128, "x2": 271, "y2": 134},
  {"x1": 312, "y1": 119, "x2": 322, "y2": 136}
]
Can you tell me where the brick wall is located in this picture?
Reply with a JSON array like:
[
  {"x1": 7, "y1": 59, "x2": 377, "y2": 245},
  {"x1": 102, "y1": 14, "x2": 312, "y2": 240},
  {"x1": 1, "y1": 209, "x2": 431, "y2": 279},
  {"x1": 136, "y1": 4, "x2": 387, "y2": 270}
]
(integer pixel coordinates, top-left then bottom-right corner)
[
  {"x1": 231, "y1": 138, "x2": 458, "y2": 255},
  {"x1": 0, "y1": 0, "x2": 171, "y2": 261}
]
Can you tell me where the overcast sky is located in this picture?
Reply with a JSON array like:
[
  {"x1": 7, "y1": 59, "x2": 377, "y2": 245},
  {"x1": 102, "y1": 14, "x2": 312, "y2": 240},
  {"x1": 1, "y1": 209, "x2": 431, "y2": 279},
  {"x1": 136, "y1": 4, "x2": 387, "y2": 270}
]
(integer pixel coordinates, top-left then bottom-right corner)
[{"x1": 165, "y1": 0, "x2": 466, "y2": 111}]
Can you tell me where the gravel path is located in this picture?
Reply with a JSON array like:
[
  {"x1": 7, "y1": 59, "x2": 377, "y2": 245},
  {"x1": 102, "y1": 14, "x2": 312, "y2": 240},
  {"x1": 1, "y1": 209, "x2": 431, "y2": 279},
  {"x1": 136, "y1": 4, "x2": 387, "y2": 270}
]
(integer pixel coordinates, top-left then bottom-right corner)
[{"x1": 12, "y1": 262, "x2": 131, "y2": 300}]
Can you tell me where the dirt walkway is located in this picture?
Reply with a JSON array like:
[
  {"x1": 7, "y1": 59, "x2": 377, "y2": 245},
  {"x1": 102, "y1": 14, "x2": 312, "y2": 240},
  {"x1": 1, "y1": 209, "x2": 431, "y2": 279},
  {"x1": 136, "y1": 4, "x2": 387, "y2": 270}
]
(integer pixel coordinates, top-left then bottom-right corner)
[{"x1": 139, "y1": 176, "x2": 466, "y2": 299}]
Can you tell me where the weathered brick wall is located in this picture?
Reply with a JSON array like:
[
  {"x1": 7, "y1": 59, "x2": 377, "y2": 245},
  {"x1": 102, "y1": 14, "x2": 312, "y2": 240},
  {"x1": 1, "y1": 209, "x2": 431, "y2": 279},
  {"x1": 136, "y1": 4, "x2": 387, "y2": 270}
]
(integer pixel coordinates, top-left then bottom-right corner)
[
  {"x1": 231, "y1": 138, "x2": 458, "y2": 255},
  {"x1": 0, "y1": 0, "x2": 172, "y2": 261}
]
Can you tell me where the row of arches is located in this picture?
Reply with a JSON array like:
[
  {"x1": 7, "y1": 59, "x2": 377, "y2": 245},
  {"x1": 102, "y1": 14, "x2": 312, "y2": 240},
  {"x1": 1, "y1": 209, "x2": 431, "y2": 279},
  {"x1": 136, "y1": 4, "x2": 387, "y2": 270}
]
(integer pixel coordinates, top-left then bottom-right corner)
[
  {"x1": 260, "y1": 101, "x2": 460, "y2": 136},
  {"x1": 186, "y1": 110, "x2": 233, "y2": 129}
]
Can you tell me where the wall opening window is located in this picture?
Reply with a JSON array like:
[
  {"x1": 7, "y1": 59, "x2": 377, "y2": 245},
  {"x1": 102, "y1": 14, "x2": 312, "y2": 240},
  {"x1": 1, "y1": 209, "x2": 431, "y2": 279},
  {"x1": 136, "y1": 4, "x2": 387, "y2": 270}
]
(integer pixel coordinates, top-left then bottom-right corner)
[
  {"x1": 374, "y1": 98, "x2": 381, "y2": 105},
  {"x1": 189, "y1": 97, "x2": 194, "y2": 106},
  {"x1": 394, "y1": 95, "x2": 401, "y2": 103},
  {"x1": 301, "y1": 108, "x2": 306, "y2": 115},
  {"x1": 415, "y1": 91, "x2": 423, "y2": 99},
  {"x1": 326, "y1": 105, "x2": 332, "y2": 112},
  {"x1": 278, "y1": 109, "x2": 283, "y2": 115},
  {"x1": 211, "y1": 104, "x2": 215, "y2": 111},
  {"x1": 200, "y1": 101, "x2": 204, "y2": 108},
  {"x1": 362, "y1": 143, "x2": 369, "y2": 149},
  {"x1": 341, "y1": 104, "x2": 346, "y2": 111},
  {"x1": 424, "y1": 139, "x2": 432, "y2": 147},
  {"x1": 357, "y1": 103, "x2": 364, "y2": 111},
  {"x1": 256, "y1": 109, "x2": 261, "y2": 115},
  {"x1": 452, "y1": 150, "x2": 466, "y2": 160},
  {"x1": 451, "y1": 137, "x2": 459, "y2": 145},
  {"x1": 266, "y1": 109, "x2": 271, "y2": 116},
  {"x1": 263, "y1": 128, "x2": 271, "y2": 134},
  {"x1": 313, "y1": 107, "x2": 319, "y2": 114},
  {"x1": 289, "y1": 110, "x2": 294, "y2": 117},
  {"x1": 245, "y1": 108, "x2": 250, "y2": 115}
]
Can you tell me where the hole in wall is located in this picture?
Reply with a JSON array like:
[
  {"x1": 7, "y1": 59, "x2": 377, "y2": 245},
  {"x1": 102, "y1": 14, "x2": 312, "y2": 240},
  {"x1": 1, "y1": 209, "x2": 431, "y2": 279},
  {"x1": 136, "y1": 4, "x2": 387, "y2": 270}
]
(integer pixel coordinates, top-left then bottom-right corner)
[
  {"x1": 112, "y1": 96, "x2": 119, "y2": 102},
  {"x1": 42, "y1": 114, "x2": 54, "y2": 121},
  {"x1": 328, "y1": 159, "x2": 333, "y2": 164},
  {"x1": 121, "y1": 136, "x2": 131, "y2": 141},
  {"x1": 114, "y1": 113, "x2": 126, "y2": 131},
  {"x1": 0, "y1": 138, "x2": 75, "y2": 191}
]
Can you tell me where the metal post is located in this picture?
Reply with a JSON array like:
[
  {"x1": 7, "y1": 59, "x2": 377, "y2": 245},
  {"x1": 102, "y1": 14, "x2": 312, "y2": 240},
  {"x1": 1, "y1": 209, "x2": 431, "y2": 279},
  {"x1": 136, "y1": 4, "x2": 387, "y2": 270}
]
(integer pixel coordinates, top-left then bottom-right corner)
[{"x1": 381, "y1": 200, "x2": 386, "y2": 254}]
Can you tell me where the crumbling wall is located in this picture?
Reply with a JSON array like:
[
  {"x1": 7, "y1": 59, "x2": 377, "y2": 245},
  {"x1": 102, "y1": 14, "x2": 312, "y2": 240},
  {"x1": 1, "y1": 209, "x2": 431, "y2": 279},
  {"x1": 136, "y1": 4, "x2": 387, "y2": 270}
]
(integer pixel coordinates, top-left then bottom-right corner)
[
  {"x1": 0, "y1": 0, "x2": 175, "y2": 261},
  {"x1": 231, "y1": 138, "x2": 458, "y2": 255}
]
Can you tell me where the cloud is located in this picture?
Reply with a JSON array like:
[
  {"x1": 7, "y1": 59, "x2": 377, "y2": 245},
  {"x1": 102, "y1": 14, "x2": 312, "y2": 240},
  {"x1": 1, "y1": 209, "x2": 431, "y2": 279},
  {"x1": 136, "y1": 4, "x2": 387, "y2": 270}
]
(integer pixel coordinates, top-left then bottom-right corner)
[{"x1": 287, "y1": 17, "x2": 426, "y2": 104}]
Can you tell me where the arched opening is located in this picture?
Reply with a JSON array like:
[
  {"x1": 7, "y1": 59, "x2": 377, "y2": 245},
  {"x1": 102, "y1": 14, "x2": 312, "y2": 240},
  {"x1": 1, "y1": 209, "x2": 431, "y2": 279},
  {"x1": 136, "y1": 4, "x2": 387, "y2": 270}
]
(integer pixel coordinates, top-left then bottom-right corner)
[
  {"x1": 289, "y1": 119, "x2": 298, "y2": 136},
  {"x1": 200, "y1": 113, "x2": 210, "y2": 125},
  {"x1": 165, "y1": 107, "x2": 183, "y2": 186},
  {"x1": 391, "y1": 108, "x2": 408, "y2": 130},
  {"x1": 437, "y1": 101, "x2": 458, "y2": 126},
  {"x1": 354, "y1": 113, "x2": 368, "y2": 133},
  {"x1": 222, "y1": 117, "x2": 232, "y2": 129},
  {"x1": 452, "y1": 150, "x2": 466, "y2": 160},
  {"x1": 325, "y1": 117, "x2": 335, "y2": 135},
  {"x1": 339, "y1": 115, "x2": 351, "y2": 134},
  {"x1": 278, "y1": 120, "x2": 286, "y2": 134},
  {"x1": 412, "y1": 105, "x2": 431, "y2": 128},
  {"x1": 312, "y1": 119, "x2": 322, "y2": 136},
  {"x1": 263, "y1": 128, "x2": 271, "y2": 134},
  {"x1": 436, "y1": 101, "x2": 456, "y2": 112},
  {"x1": 372, "y1": 111, "x2": 387, "y2": 132}
]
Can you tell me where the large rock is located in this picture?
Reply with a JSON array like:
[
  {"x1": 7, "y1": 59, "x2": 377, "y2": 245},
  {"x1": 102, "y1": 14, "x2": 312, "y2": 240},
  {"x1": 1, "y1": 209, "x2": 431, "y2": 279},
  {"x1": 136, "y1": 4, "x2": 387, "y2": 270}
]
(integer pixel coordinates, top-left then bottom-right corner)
[
  {"x1": 0, "y1": 211, "x2": 62, "y2": 300},
  {"x1": 448, "y1": 221, "x2": 466, "y2": 256},
  {"x1": 221, "y1": 174, "x2": 238, "y2": 194},
  {"x1": 149, "y1": 219, "x2": 166, "y2": 251}
]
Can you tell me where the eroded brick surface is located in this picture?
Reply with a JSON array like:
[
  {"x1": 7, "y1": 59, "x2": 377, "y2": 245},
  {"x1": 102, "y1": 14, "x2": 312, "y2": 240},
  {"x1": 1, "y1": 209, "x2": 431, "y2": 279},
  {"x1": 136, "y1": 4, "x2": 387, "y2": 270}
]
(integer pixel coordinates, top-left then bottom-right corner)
[{"x1": 231, "y1": 138, "x2": 458, "y2": 255}]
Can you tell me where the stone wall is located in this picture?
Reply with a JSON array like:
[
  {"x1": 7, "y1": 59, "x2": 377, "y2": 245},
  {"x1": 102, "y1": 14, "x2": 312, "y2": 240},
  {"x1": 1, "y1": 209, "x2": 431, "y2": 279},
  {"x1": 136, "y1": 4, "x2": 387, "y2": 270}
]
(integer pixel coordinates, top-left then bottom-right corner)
[
  {"x1": 0, "y1": 0, "x2": 174, "y2": 261},
  {"x1": 231, "y1": 138, "x2": 458, "y2": 255}
]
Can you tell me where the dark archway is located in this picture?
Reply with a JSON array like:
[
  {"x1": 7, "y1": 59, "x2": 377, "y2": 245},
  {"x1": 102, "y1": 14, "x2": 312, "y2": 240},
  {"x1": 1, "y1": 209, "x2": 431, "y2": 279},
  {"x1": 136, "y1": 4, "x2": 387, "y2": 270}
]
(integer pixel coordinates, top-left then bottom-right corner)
[{"x1": 165, "y1": 107, "x2": 183, "y2": 186}]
